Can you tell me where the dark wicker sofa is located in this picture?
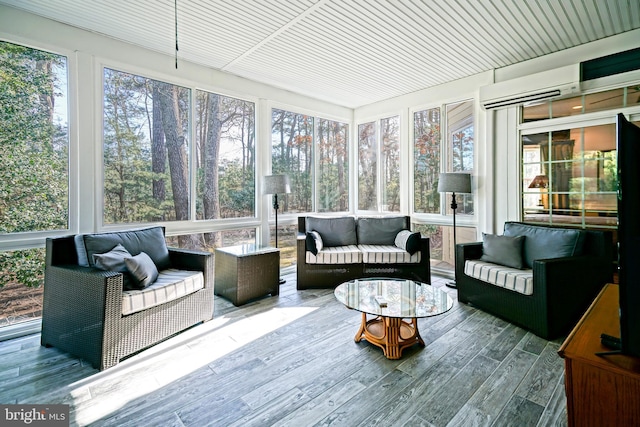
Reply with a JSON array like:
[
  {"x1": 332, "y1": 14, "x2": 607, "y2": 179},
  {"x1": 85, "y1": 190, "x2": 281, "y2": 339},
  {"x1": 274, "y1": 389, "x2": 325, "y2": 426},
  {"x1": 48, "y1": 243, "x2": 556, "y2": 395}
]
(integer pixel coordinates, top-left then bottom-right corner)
[
  {"x1": 41, "y1": 226, "x2": 214, "y2": 370},
  {"x1": 297, "y1": 215, "x2": 431, "y2": 289},
  {"x1": 455, "y1": 222, "x2": 613, "y2": 339}
]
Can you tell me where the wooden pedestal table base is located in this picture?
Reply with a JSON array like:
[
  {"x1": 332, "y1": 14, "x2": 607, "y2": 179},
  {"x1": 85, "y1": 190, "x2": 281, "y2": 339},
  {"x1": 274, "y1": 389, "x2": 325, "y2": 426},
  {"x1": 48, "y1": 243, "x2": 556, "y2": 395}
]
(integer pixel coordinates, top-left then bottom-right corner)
[{"x1": 355, "y1": 312, "x2": 425, "y2": 359}]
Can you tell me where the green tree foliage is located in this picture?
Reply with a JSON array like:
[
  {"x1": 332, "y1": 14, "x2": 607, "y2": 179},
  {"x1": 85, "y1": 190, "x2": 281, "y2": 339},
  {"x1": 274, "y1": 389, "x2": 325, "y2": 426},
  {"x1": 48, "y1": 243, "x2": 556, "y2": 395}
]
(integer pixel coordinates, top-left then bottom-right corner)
[
  {"x1": 414, "y1": 108, "x2": 441, "y2": 214},
  {"x1": 103, "y1": 69, "x2": 185, "y2": 223},
  {"x1": 271, "y1": 109, "x2": 313, "y2": 213},
  {"x1": 317, "y1": 118, "x2": 349, "y2": 212},
  {"x1": 102, "y1": 70, "x2": 256, "y2": 250},
  {"x1": 0, "y1": 42, "x2": 68, "y2": 289},
  {"x1": 0, "y1": 41, "x2": 68, "y2": 234},
  {"x1": 358, "y1": 122, "x2": 377, "y2": 210},
  {"x1": 381, "y1": 116, "x2": 400, "y2": 212}
]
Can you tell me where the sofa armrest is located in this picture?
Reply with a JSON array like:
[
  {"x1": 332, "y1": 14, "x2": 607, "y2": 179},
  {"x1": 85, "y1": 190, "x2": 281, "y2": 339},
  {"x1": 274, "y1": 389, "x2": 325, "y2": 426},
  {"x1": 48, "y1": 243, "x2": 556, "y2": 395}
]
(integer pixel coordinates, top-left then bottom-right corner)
[
  {"x1": 41, "y1": 265, "x2": 124, "y2": 360},
  {"x1": 168, "y1": 248, "x2": 214, "y2": 289},
  {"x1": 43, "y1": 265, "x2": 124, "y2": 313},
  {"x1": 533, "y1": 255, "x2": 610, "y2": 333},
  {"x1": 455, "y1": 242, "x2": 483, "y2": 278}
]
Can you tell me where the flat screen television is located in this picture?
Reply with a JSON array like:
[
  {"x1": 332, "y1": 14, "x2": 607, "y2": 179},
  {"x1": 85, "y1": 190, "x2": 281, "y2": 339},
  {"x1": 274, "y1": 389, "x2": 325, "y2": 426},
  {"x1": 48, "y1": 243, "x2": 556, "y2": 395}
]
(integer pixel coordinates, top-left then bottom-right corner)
[{"x1": 616, "y1": 112, "x2": 640, "y2": 357}]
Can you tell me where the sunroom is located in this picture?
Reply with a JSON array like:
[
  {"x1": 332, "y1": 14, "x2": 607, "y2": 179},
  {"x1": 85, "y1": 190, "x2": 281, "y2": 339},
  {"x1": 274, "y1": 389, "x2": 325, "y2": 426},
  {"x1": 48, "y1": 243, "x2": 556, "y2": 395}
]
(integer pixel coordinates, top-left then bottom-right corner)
[{"x1": 1, "y1": 1, "x2": 640, "y2": 425}]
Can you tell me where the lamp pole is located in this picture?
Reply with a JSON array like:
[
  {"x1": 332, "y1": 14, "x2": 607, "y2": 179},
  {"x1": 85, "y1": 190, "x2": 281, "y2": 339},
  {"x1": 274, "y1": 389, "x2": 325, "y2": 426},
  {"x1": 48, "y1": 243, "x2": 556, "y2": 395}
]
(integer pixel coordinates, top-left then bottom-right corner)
[{"x1": 273, "y1": 193, "x2": 279, "y2": 248}]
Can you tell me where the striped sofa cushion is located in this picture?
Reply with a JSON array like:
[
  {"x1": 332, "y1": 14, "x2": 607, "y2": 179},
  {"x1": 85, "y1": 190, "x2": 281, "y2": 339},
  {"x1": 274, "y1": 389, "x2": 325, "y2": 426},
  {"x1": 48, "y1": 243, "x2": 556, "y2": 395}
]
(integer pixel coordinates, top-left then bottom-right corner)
[
  {"x1": 464, "y1": 260, "x2": 534, "y2": 295},
  {"x1": 121, "y1": 269, "x2": 204, "y2": 315},
  {"x1": 358, "y1": 244, "x2": 421, "y2": 264},
  {"x1": 306, "y1": 245, "x2": 362, "y2": 264}
]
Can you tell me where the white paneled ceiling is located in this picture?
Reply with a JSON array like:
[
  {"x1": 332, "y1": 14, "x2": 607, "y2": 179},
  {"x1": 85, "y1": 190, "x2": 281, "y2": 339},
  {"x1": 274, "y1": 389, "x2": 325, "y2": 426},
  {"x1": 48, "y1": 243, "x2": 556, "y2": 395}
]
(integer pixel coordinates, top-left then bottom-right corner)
[{"x1": 2, "y1": 0, "x2": 640, "y2": 108}]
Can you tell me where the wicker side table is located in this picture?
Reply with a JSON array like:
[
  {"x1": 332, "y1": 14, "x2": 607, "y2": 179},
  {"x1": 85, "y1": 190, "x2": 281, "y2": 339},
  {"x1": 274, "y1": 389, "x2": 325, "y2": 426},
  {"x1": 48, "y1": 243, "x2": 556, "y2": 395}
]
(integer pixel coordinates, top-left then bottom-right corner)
[{"x1": 214, "y1": 244, "x2": 280, "y2": 306}]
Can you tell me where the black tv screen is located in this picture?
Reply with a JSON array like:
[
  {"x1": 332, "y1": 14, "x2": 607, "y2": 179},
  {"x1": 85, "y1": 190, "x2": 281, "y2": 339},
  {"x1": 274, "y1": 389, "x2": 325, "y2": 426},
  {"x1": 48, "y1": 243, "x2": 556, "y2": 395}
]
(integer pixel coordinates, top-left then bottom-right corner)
[{"x1": 617, "y1": 112, "x2": 640, "y2": 357}]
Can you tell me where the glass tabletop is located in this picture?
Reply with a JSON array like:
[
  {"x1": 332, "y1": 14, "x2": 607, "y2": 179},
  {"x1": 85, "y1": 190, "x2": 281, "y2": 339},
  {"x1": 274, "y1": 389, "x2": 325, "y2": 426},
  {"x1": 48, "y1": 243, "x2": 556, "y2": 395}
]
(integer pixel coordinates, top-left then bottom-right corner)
[{"x1": 334, "y1": 278, "x2": 453, "y2": 319}]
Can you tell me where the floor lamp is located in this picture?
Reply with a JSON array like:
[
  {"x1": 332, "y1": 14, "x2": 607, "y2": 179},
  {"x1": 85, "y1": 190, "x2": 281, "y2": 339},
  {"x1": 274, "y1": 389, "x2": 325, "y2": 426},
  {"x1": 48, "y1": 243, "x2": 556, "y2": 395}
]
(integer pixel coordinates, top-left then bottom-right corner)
[
  {"x1": 264, "y1": 174, "x2": 291, "y2": 284},
  {"x1": 438, "y1": 173, "x2": 472, "y2": 289}
]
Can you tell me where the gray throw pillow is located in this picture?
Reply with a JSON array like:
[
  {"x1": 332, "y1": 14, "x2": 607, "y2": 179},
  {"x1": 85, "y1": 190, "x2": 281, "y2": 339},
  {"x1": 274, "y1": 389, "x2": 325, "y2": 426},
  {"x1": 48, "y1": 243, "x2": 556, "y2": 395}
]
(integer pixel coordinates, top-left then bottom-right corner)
[
  {"x1": 305, "y1": 231, "x2": 324, "y2": 255},
  {"x1": 394, "y1": 230, "x2": 421, "y2": 255},
  {"x1": 480, "y1": 233, "x2": 526, "y2": 269},
  {"x1": 93, "y1": 244, "x2": 131, "y2": 272},
  {"x1": 93, "y1": 244, "x2": 134, "y2": 289},
  {"x1": 357, "y1": 216, "x2": 408, "y2": 245},
  {"x1": 125, "y1": 252, "x2": 159, "y2": 289}
]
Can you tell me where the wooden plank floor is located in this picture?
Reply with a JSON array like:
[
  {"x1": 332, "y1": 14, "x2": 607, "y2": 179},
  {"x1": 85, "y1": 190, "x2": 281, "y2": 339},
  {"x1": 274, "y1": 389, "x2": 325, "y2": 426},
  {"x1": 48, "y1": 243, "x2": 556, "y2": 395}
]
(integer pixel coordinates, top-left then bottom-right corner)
[{"x1": 0, "y1": 272, "x2": 569, "y2": 426}]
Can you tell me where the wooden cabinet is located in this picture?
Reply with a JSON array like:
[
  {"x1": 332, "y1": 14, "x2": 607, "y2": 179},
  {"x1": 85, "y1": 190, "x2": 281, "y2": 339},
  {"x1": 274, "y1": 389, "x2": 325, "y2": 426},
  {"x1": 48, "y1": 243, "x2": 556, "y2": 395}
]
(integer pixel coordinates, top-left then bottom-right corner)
[{"x1": 558, "y1": 283, "x2": 640, "y2": 426}]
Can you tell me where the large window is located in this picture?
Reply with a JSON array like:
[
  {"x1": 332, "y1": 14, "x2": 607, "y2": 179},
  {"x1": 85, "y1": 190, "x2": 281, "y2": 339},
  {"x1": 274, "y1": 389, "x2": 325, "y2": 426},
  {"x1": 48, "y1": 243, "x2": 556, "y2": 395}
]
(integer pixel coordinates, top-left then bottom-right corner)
[
  {"x1": 271, "y1": 109, "x2": 349, "y2": 214},
  {"x1": 381, "y1": 116, "x2": 400, "y2": 212},
  {"x1": 103, "y1": 70, "x2": 258, "y2": 251},
  {"x1": 413, "y1": 107, "x2": 441, "y2": 213},
  {"x1": 413, "y1": 100, "x2": 475, "y2": 272},
  {"x1": 522, "y1": 124, "x2": 617, "y2": 227},
  {"x1": 195, "y1": 90, "x2": 255, "y2": 223},
  {"x1": 317, "y1": 118, "x2": 349, "y2": 212},
  {"x1": 358, "y1": 122, "x2": 377, "y2": 210},
  {"x1": 446, "y1": 100, "x2": 474, "y2": 214},
  {"x1": 0, "y1": 41, "x2": 69, "y2": 326},
  {"x1": 357, "y1": 116, "x2": 400, "y2": 212},
  {"x1": 271, "y1": 109, "x2": 313, "y2": 213},
  {"x1": 103, "y1": 68, "x2": 191, "y2": 225},
  {"x1": 520, "y1": 85, "x2": 640, "y2": 229}
]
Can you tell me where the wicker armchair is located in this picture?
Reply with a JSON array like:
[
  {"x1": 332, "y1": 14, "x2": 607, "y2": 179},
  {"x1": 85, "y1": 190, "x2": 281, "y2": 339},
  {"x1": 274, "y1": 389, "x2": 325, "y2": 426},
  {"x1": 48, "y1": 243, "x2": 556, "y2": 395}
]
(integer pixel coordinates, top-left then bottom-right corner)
[
  {"x1": 41, "y1": 230, "x2": 214, "y2": 370},
  {"x1": 455, "y1": 223, "x2": 613, "y2": 339}
]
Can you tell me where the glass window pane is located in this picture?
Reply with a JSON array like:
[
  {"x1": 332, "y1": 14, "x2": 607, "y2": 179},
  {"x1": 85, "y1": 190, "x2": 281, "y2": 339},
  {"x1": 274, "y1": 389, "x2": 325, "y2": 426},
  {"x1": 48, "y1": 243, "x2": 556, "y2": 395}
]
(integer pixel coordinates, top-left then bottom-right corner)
[
  {"x1": 0, "y1": 248, "x2": 45, "y2": 327},
  {"x1": 165, "y1": 228, "x2": 256, "y2": 252},
  {"x1": 358, "y1": 122, "x2": 377, "y2": 210},
  {"x1": 413, "y1": 108, "x2": 440, "y2": 213},
  {"x1": 413, "y1": 223, "x2": 476, "y2": 272},
  {"x1": 447, "y1": 101, "x2": 474, "y2": 215},
  {"x1": 0, "y1": 41, "x2": 69, "y2": 233},
  {"x1": 195, "y1": 91, "x2": 255, "y2": 223},
  {"x1": 628, "y1": 85, "x2": 640, "y2": 107},
  {"x1": 103, "y1": 68, "x2": 191, "y2": 224},
  {"x1": 269, "y1": 223, "x2": 297, "y2": 269},
  {"x1": 271, "y1": 109, "x2": 313, "y2": 213},
  {"x1": 584, "y1": 88, "x2": 624, "y2": 113},
  {"x1": 522, "y1": 124, "x2": 617, "y2": 227},
  {"x1": 381, "y1": 116, "x2": 400, "y2": 212},
  {"x1": 317, "y1": 118, "x2": 349, "y2": 212}
]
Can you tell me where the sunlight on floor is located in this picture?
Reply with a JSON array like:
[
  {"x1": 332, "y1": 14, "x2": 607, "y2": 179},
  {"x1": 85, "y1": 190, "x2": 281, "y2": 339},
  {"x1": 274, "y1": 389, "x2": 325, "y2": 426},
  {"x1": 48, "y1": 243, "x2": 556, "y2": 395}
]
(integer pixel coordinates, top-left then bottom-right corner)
[{"x1": 65, "y1": 305, "x2": 319, "y2": 425}]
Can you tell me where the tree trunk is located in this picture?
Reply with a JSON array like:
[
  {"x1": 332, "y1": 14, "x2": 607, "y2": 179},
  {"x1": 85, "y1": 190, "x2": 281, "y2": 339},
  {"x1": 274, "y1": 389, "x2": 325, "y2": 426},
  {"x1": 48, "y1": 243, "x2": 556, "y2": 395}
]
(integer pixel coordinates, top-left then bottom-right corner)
[
  {"x1": 203, "y1": 93, "x2": 222, "y2": 247},
  {"x1": 151, "y1": 85, "x2": 166, "y2": 216},
  {"x1": 155, "y1": 82, "x2": 198, "y2": 247}
]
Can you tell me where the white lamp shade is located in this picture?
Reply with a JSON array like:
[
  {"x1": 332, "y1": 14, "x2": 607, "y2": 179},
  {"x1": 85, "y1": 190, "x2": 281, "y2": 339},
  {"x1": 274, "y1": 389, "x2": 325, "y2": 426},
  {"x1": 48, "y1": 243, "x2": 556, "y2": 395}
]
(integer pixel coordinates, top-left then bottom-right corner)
[
  {"x1": 437, "y1": 173, "x2": 472, "y2": 194},
  {"x1": 264, "y1": 174, "x2": 291, "y2": 195}
]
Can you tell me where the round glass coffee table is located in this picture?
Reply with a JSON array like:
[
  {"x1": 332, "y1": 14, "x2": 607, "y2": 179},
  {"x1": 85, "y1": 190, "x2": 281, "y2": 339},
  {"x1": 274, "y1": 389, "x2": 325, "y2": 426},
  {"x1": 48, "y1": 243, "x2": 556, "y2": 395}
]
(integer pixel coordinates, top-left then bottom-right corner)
[{"x1": 334, "y1": 278, "x2": 453, "y2": 359}]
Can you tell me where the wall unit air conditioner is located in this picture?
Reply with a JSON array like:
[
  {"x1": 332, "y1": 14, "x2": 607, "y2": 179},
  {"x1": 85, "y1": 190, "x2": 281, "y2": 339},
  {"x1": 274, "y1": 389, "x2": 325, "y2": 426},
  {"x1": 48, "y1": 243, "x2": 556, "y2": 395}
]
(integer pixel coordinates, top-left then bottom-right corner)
[{"x1": 480, "y1": 64, "x2": 581, "y2": 110}]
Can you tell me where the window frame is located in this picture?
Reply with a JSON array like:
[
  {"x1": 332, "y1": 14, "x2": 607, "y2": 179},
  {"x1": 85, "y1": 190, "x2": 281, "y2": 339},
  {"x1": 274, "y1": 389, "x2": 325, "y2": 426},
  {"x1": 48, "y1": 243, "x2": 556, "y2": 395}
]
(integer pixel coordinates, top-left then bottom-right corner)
[
  {"x1": 96, "y1": 59, "x2": 262, "y2": 238},
  {"x1": 268, "y1": 102, "x2": 352, "y2": 218},
  {"x1": 518, "y1": 83, "x2": 640, "y2": 228},
  {"x1": 0, "y1": 38, "x2": 77, "y2": 251}
]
